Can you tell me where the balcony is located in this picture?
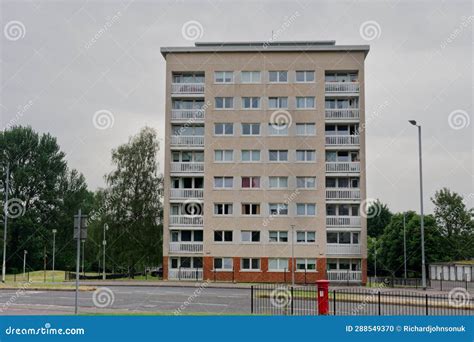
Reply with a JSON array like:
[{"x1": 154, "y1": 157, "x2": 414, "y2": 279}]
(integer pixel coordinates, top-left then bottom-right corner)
[
  {"x1": 326, "y1": 162, "x2": 360, "y2": 173},
  {"x1": 169, "y1": 215, "x2": 203, "y2": 226},
  {"x1": 325, "y1": 82, "x2": 360, "y2": 94},
  {"x1": 171, "y1": 109, "x2": 205, "y2": 122},
  {"x1": 170, "y1": 162, "x2": 204, "y2": 174},
  {"x1": 325, "y1": 108, "x2": 360, "y2": 121},
  {"x1": 326, "y1": 188, "x2": 361, "y2": 201},
  {"x1": 169, "y1": 242, "x2": 203, "y2": 254},
  {"x1": 326, "y1": 216, "x2": 361, "y2": 227},
  {"x1": 170, "y1": 189, "x2": 204, "y2": 199},
  {"x1": 170, "y1": 135, "x2": 204, "y2": 147},
  {"x1": 327, "y1": 244, "x2": 361, "y2": 255},
  {"x1": 171, "y1": 83, "x2": 205, "y2": 95},
  {"x1": 168, "y1": 268, "x2": 203, "y2": 281},
  {"x1": 327, "y1": 270, "x2": 362, "y2": 282},
  {"x1": 325, "y1": 135, "x2": 360, "y2": 146}
]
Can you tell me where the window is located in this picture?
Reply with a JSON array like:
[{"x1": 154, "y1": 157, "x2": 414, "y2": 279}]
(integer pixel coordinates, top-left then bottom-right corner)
[
  {"x1": 241, "y1": 150, "x2": 260, "y2": 162},
  {"x1": 242, "y1": 176, "x2": 260, "y2": 189},
  {"x1": 214, "y1": 71, "x2": 233, "y2": 83},
  {"x1": 241, "y1": 231, "x2": 260, "y2": 242},
  {"x1": 214, "y1": 203, "x2": 233, "y2": 215},
  {"x1": 241, "y1": 258, "x2": 260, "y2": 270},
  {"x1": 269, "y1": 203, "x2": 288, "y2": 216},
  {"x1": 327, "y1": 232, "x2": 360, "y2": 244},
  {"x1": 296, "y1": 150, "x2": 316, "y2": 162},
  {"x1": 268, "y1": 123, "x2": 288, "y2": 136},
  {"x1": 268, "y1": 258, "x2": 289, "y2": 271},
  {"x1": 269, "y1": 150, "x2": 288, "y2": 162},
  {"x1": 214, "y1": 150, "x2": 233, "y2": 162},
  {"x1": 214, "y1": 257, "x2": 233, "y2": 270},
  {"x1": 214, "y1": 123, "x2": 233, "y2": 136},
  {"x1": 269, "y1": 176, "x2": 288, "y2": 189},
  {"x1": 296, "y1": 70, "x2": 315, "y2": 82},
  {"x1": 269, "y1": 231, "x2": 288, "y2": 243},
  {"x1": 296, "y1": 97, "x2": 315, "y2": 109},
  {"x1": 268, "y1": 97, "x2": 288, "y2": 109},
  {"x1": 214, "y1": 177, "x2": 233, "y2": 189},
  {"x1": 327, "y1": 259, "x2": 361, "y2": 271},
  {"x1": 241, "y1": 71, "x2": 261, "y2": 83},
  {"x1": 296, "y1": 203, "x2": 316, "y2": 216},
  {"x1": 296, "y1": 259, "x2": 316, "y2": 271},
  {"x1": 241, "y1": 204, "x2": 260, "y2": 215},
  {"x1": 296, "y1": 123, "x2": 316, "y2": 136},
  {"x1": 241, "y1": 123, "x2": 260, "y2": 135},
  {"x1": 242, "y1": 97, "x2": 261, "y2": 109},
  {"x1": 269, "y1": 71, "x2": 288, "y2": 83},
  {"x1": 296, "y1": 177, "x2": 316, "y2": 189},
  {"x1": 296, "y1": 231, "x2": 316, "y2": 243},
  {"x1": 214, "y1": 230, "x2": 233, "y2": 242},
  {"x1": 215, "y1": 97, "x2": 234, "y2": 109}
]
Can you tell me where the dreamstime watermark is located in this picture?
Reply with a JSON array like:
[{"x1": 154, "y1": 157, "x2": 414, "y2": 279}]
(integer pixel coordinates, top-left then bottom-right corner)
[
  {"x1": 182, "y1": 199, "x2": 203, "y2": 218},
  {"x1": 4, "y1": 198, "x2": 26, "y2": 218},
  {"x1": 262, "y1": 189, "x2": 300, "y2": 227},
  {"x1": 174, "y1": 279, "x2": 211, "y2": 315},
  {"x1": 92, "y1": 109, "x2": 115, "y2": 130},
  {"x1": 92, "y1": 287, "x2": 115, "y2": 308},
  {"x1": 270, "y1": 286, "x2": 292, "y2": 308},
  {"x1": 351, "y1": 278, "x2": 389, "y2": 314},
  {"x1": 173, "y1": 100, "x2": 211, "y2": 138},
  {"x1": 447, "y1": 109, "x2": 470, "y2": 130},
  {"x1": 3, "y1": 99, "x2": 34, "y2": 132},
  {"x1": 84, "y1": 11, "x2": 122, "y2": 50},
  {"x1": 4, "y1": 20, "x2": 26, "y2": 41},
  {"x1": 359, "y1": 20, "x2": 381, "y2": 41},
  {"x1": 448, "y1": 287, "x2": 471, "y2": 307},
  {"x1": 356, "y1": 100, "x2": 390, "y2": 135},
  {"x1": 360, "y1": 198, "x2": 382, "y2": 219},
  {"x1": 181, "y1": 20, "x2": 203, "y2": 41},
  {"x1": 0, "y1": 280, "x2": 33, "y2": 313},
  {"x1": 439, "y1": 15, "x2": 473, "y2": 50},
  {"x1": 269, "y1": 110, "x2": 292, "y2": 130},
  {"x1": 263, "y1": 11, "x2": 300, "y2": 48}
]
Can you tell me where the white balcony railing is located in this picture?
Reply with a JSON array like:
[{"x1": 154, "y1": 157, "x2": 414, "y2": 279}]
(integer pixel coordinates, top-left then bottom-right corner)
[
  {"x1": 169, "y1": 215, "x2": 203, "y2": 226},
  {"x1": 170, "y1": 189, "x2": 204, "y2": 199},
  {"x1": 171, "y1": 109, "x2": 205, "y2": 121},
  {"x1": 325, "y1": 82, "x2": 360, "y2": 93},
  {"x1": 325, "y1": 135, "x2": 360, "y2": 146},
  {"x1": 327, "y1": 270, "x2": 362, "y2": 282},
  {"x1": 170, "y1": 162, "x2": 204, "y2": 173},
  {"x1": 170, "y1": 135, "x2": 204, "y2": 146},
  {"x1": 327, "y1": 244, "x2": 361, "y2": 255},
  {"x1": 168, "y1": 268, "x2": 203, "y2": 281},
  {"x1": 326, "y1": 216, "x2": 361, "y2": 227},
  {"x1": 325, "y1": 109, "x2": 360, "y2": 120},
  {"x1": 326, "y1": 188, "x2": 361, "y2": 201},
  {"x1": 326, "y1": 162, "x2": 360, "y2": 173},
  {"x1": 172, "y1": 83, "x2": 205, "y2": 94},
  {"x1": 169, "y1": 242, "x2": 203, "y2": 253}
]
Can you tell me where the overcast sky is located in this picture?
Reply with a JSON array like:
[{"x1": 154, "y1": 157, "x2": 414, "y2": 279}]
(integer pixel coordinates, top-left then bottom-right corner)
[{"x1": 1, "y1": 0, "x2": 472, "y2": 213}]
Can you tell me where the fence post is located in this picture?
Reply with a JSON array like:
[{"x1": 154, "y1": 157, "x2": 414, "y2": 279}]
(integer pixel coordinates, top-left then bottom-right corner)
[
  {"x1": 304, "y1": 269, "x2": 307, "y2": 285},
  {"x1": 291, "y1": 286, "x2": 294, "y2": 315},
  {"x1": 195, "y1": 267, "x2": 198, "y2": 281},
  {"x1": 440, "y1": 278, "x2": 442, "y2": 291},
  {"x1": 284, "y1": 268, "x2": 287, "y2": 283},
  {"x1": 232, "y1": 267, "x2": 235, "y2": 283},
  {"x1": 250, "y1": 286, "x2": 254, "y2": 314},
  {"x1": 378, "y1": 291, "x2": 381, "y2": 316},
  {"x1": 333, "y1": 290, "x2": 336, "y2": 315},
  {"x1": 425, "y1": 294, "x2": 429, "y2": 315},
  {"x1": 178, "y1": 266, "x2": 181, "y2": 281},
  {"x1": 214, "y1": 269, "x2": 216, "y2": 282}
]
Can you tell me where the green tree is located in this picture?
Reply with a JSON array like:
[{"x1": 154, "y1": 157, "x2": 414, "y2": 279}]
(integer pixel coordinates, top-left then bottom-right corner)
[
  {"x1": 367, "y1": 199, "x2": 392, "y2": 238},
  {"x1": 98, "y1": 127, "x2": 163, "y2": 274}
]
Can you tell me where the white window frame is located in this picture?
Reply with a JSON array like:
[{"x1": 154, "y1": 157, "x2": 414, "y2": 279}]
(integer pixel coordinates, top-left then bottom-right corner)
[
  {"x1": 269, "y1": 150, "x2": 288, "y2": 162},
  {"x1": 295, "y1": 70, "x2": 315, "y2": 83},
  {"x1": 296, "y1": 150, "x2": 316, "y2": 162},
  {"x1": 214, "y1": 149, "x2": 233, "y2": 162},
  {"x1": 214, "y1": 230, "x2": 233, "y2": 243},
  {"x1": 296, "y1": 231, "x2": 316, "y2": 244},
  {"x1": 241, "y1": 150, "x2": 261, "y2": 162},
  {"x1": 241, "y1": 203, "x2": 260, "y2": 216},
  {"x1": 268, "y1": 176, "x2": 288, "y2": 189},
  {"x1": 214, "y1": 177, "x2": 234, "y2": 189},
  {"x1": 241, "y1": 258, "x2": 261, "y2": 271},
  {"x1": 240, "y1": 231, "x2": 260, "y2": 243},
  {"x1": 215, "y1": 97, "x2": 234, "y2": 109},
  {"x1": 241, "y1": 97, "x2": 261, "y2": 109},
  {"x1": 268, "y1": 258, "x2": 289, "y2": 271},
  {"x1": 296, "y1": 203, "x2": 316, "y2": 216},
  {"x1": 214, "y1": 203, "x2": 233, "y2": 216},
  {"x1": 296, "y1": 96, "x2": 315, "y2": 109},
  {"x1": 268, "y1": 97, "x2": 288, "y2": 109},
  {"x1": 269, "y1": 231, "x2": 289, "y2": 243},
  {"x1": 268, "y1": 123, "x2": 289, "y2": 136},
  {"x1": 269, "y1": 203, "x2": 289, "y2": 216},
  {"x1": 241, "y1": 176, "x2": 260, "y2": 189},
  {"x1": 296, "y1": 177, "x2": 316, "y2": 189},
  {"x1": 296, "y1": 123, "x2": 316, "y2": 136},
  {"x1": 213, "y1": 257, "x2": 233, "y2": 271},
  {"x1": 241, "y1": 123, "x2": 261, "y2": 136},
  {"x1": 296, "y1": 258, "x2": 317, "y2": 272},
  {"x1": 214, "y1": 71, "x2": 234, "y2": 84},
  {"x1": 241, "y1": 71, "x2": 261, "y2": 84},
  {"x1": 269, "y1": 71, "x2": 288, "y2": 83},
  {"x1": 214, "y1": 123, "x2": 234, "y2": 136}
]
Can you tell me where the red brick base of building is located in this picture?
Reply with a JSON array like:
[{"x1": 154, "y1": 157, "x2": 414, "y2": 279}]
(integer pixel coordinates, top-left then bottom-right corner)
[{"x1": 163, "y1": 256, "x2": 367, "y2": 284}]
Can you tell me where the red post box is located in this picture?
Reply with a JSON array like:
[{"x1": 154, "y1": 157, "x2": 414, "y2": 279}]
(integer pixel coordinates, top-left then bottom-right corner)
[{"x1": 316, "y1": 279, "x2": 329, "y2": 315}]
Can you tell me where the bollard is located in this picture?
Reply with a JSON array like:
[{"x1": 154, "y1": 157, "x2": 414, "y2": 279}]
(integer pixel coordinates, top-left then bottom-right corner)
[{"x1": 316, "y1": 279, "x2": 329, "y2": 315}]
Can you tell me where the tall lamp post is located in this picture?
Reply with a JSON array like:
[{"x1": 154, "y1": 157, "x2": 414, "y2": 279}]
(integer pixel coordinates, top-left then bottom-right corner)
[
  {"x1": 103, "y1": 223, "x2": 109, "y2": 280},
  {"x1": 52, "y1": 229, "x2": 57, "y2": 282},
  {"x1": 403, "y1": 213, "x2": 407, "y2": 279},
  {"x1": 290, "y1": 224, "x2": 295, "y2": 286},
  {"x1": 2, "y1": 162, "x2": 10, "y2": 283},
  {"x1": 409, "y1": 120, "x2": 426, "y2": 290},
  {"x1": 23, "y1": 250, "x2": 27, "y2": 281}
]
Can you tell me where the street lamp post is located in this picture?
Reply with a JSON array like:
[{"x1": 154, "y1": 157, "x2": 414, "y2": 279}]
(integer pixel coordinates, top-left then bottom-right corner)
[
  {"x1": 290, "y1": 224, "x2": 295, "y2": 286},
  {"x1": 374, "y1": 243, "x2": 377, "y2": 278},
  {"x1": 23, "y1": 250, "x2": 27, "y2": 281},
  {"x1": 2, "y1": 162, "x2": 10, "y2": 283},
  {"x1": 103, "y1": 224, "x2": 108, "y2": 280},
  {"x1": 409, "y1": 120, "x2": 426, "y2": 290},
  {"x1": 52, "y1": 229, "x2": 57, "y2": 282},
  {"x1": 81, "y1": 240, "x2": 85, "y2": 277},
  {"x1": 403, "y1": 213, "x2": 407, "y2": 279}
]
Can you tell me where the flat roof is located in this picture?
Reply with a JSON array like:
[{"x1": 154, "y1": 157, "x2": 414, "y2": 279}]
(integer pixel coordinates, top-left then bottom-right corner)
[{"x1": 160, "y1": 41, "x2": 370, "y2": 58}]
